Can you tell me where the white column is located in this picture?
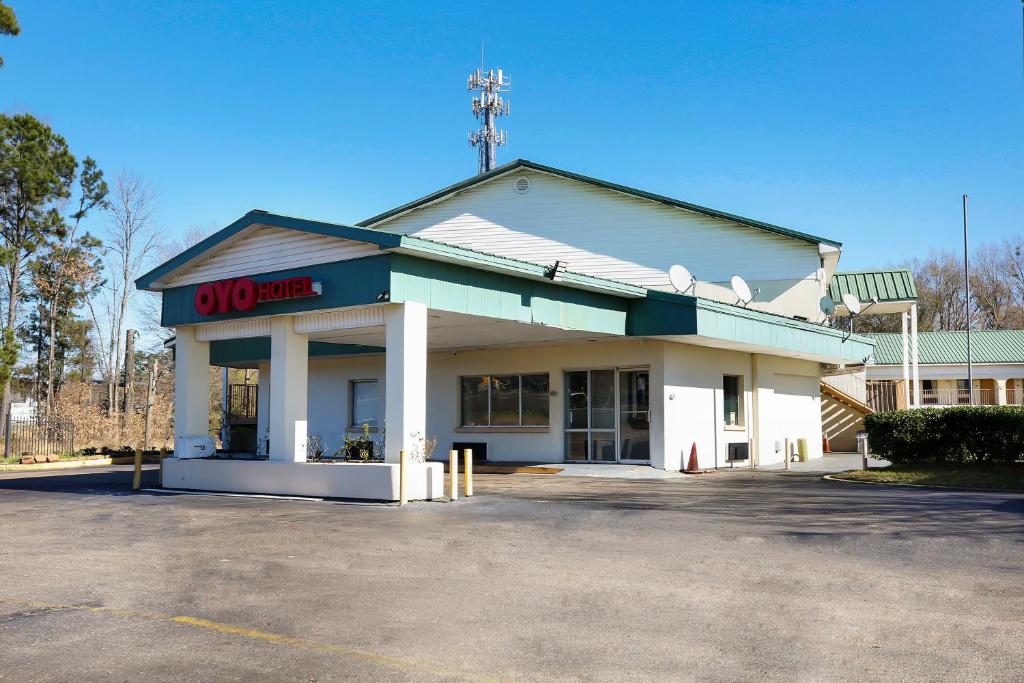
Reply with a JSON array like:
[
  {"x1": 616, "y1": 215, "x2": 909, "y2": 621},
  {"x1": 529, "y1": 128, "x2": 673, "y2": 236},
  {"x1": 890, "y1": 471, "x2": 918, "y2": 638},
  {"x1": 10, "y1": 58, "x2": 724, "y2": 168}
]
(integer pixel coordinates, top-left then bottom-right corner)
[
  {"x1": 269, "y1": 317, "x2": 308, "y2": 462},
  {"x1": 384, "y1": 302, "x2": 427, "y2": 463},
  {"x1": 910, "y1": 303, "x2": 920, "y2": 407},
  {"x1": 901, "y1": 311, "x2": 910, "y2": 409},
  {"x1": 174, "y1": 326, "x2": 211, "y2": 450},
  {"x1": 996, "y1": 379, "x2": 1008, "y2": 406}
]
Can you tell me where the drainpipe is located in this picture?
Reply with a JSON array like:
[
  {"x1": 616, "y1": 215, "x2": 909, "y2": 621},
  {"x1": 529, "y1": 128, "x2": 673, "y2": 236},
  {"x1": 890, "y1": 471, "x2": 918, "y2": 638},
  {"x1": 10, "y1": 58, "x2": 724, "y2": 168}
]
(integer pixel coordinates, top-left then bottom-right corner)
[
  {"x1": 221, "y1": 367, "x2": 230, "y2": 450},
  {"x1": 750, "y1": 354, "x2": 760, "y2": 467},
  {"x1": 711, "y1": 387, "x2": 719, "y2": 470}
]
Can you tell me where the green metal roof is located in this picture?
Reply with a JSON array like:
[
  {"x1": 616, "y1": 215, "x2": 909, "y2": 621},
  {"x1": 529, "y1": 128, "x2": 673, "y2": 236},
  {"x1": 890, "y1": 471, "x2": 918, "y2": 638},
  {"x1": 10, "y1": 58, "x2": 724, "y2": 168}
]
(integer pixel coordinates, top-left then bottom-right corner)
[
  {"x1": 829, "y1": 270, "x2": 917, "y2": 304},
  {"x1": 867, "y1": 330, "x2": 1024, "y2": 365},
  {"x1": 358, "y1": 159, "x2": 843, "y2": 248}
]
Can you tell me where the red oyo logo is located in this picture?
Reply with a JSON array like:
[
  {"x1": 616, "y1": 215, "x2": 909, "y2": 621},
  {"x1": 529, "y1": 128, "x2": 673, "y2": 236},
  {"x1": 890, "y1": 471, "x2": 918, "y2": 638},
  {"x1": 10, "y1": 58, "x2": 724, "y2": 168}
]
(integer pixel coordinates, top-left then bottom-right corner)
[{"x1": 194, "y1": 276, "x2": 318, "y2": 315}]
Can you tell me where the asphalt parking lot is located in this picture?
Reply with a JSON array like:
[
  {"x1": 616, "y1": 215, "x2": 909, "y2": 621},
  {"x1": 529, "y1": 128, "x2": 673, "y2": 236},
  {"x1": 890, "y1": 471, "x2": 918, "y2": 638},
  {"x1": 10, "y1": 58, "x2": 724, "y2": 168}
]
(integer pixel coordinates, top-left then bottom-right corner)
[{"x1": 0, "y1": 466, "x2": 1021, "y2": 682}]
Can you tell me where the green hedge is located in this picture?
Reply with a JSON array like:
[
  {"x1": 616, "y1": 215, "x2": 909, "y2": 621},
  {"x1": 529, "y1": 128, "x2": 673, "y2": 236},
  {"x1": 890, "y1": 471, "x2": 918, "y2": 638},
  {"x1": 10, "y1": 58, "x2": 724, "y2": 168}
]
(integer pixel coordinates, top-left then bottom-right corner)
[{"x1": 864, "y1": 406, "x2": 1024, "y2": 465}]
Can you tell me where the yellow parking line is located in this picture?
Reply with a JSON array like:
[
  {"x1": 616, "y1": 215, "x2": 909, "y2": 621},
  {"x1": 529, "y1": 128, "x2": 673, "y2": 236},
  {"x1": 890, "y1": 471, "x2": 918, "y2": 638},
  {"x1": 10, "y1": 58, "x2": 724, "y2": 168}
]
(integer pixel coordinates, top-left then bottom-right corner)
[{"x1": 0, "y1": 597, "x2": 504, "y2": 682}]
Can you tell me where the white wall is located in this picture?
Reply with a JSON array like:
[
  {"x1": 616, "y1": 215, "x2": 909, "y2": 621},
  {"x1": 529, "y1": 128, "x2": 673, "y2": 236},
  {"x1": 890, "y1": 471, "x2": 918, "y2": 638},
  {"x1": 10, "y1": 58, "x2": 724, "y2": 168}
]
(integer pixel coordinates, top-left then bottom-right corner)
[
  {"x1": 751, "y1": 355, "x2": 824, "y2": 465},
  {"x1": 163, "y1": 458, "x2": 443, "y2": 502},
  {"x1": 372, "y1": 169, "x2": 826, "y2": 320},
  {"x1": 867, "y1": 363, "x2": 1024, "y2": 382},
  {"x1": 284, "y1": 339, "x2": 824, "y2": 470}
]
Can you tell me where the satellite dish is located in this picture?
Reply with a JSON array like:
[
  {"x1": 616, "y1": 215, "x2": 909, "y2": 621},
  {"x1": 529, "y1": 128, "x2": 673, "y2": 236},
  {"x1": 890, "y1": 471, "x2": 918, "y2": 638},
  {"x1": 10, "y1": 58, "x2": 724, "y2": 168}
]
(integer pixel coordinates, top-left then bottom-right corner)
[
  {"x1": 842, "y1": 293, "x2": 862, "y2": 315},
  {"x1": 668, "y1": 264, "x2": 696, "y2": 294},
  {"x1": 819, "y1": 295, "x2": 836, "y2": 316},
  {"x1": 730, "y1": 275, "x2": 753, "y2": 304}
]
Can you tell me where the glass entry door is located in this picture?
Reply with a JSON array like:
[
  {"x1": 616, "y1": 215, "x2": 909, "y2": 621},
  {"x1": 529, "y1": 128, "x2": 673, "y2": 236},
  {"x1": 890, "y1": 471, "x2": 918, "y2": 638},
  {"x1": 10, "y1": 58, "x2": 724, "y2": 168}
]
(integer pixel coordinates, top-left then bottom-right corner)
[
  {"x1": 618, "y1": 369, "x2": 650, "y2": 462},
  {"x1": 564, "y1": 368, "x2": 650, "y2": 463}
]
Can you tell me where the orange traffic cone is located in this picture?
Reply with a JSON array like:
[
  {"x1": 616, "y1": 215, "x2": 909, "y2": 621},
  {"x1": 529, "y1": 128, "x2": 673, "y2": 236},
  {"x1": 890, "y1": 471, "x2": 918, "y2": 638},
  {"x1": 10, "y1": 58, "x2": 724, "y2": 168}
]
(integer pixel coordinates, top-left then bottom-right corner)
[
  {"x1": 683, "y1": 442, "x2": 700, "y2": 473},
  {"x1": 822, "y1": 434, "x2": 831, "y2": 454}
]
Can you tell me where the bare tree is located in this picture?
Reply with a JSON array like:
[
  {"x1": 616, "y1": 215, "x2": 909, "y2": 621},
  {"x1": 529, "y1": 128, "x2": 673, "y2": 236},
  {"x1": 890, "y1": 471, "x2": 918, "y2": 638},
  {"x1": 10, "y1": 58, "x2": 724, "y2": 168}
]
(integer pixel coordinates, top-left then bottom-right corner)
[
  {"x1": 96, "y1": 173, "x2": 159, "y2": 415},
  {"x1": 137, "y1": 223, "x2": 215, "y2": 347}
]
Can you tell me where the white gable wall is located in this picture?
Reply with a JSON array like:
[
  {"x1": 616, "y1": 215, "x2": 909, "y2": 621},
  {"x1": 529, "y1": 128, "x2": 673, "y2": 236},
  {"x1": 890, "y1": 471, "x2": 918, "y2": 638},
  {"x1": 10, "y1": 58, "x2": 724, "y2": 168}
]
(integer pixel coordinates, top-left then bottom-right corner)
[
  {"x1": 164, "y1": 225, "x2": 380, "y2": 287},
  {"x1": 371, "y1": 170, "x2": 826, "y2": 320}
]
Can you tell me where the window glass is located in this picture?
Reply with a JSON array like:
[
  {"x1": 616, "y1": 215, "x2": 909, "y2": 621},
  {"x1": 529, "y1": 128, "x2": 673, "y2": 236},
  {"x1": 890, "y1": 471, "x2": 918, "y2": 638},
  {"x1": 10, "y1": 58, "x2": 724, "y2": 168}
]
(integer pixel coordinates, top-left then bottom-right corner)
[
  {"x1": 723, "y1": 375, "x2": 741, "y2": 426},
  {"x1": 461, "y1": 376, "x2": 490, "y2": 426},
  {"x1": 461, "y1": 374, "x2": 550, "y2": 427},
  {"x1": 566, "y1": 371, "x2": 589, "y2": 429},
  {"x1": 521, "y1": 374, "x2": 550, "y2": 426},
  {"x1": 590, "y1": 369, "x2": 616, "y2": 430},
  {"x1": 490, "y1": 375, "x2": 521, "y2": 426},
  {"x1": 351, "y1": 380, "x2": 379, "y2": 427}
]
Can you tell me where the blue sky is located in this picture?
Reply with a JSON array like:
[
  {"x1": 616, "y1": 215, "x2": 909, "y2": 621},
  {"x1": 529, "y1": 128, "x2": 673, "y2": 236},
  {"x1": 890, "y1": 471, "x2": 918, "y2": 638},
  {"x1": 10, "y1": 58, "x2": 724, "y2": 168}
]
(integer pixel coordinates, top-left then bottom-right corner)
[{"x1": 2, "y1": 1, "x2": 1022, "y2": 270}]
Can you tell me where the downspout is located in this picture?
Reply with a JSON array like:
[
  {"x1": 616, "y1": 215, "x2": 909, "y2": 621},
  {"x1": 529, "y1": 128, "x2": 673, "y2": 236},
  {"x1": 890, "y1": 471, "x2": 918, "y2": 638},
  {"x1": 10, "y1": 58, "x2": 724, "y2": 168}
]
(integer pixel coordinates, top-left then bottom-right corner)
[
  {"x1": 712, "y1": 387, "x2": 719, "y2": 469},
  {"x1": 750, "y1": 354, "x2": 760, "y2": 467},
  {"x1": 221, "y1": 367, "x2": 230, "y2": 450}
]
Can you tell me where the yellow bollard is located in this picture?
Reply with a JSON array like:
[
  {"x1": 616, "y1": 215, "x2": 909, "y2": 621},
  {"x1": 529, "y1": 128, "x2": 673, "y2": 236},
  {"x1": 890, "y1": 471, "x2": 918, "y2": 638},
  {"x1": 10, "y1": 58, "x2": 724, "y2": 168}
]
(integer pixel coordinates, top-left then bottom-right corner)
[
  {"x1": 399, "y1": 450, "x2": 408, "y2": 506},
  {"x1": 784, "y1": 438, "x2": 791, "y2": 471},
  {"x1": 158, "y1": 447, "x2": 167, "y2": 487},
  {"x1": 449, "y1": 449, "x2": 459, "y2": 501},
  {"x1": 132, "y1": 448, "x2": 143, "y2": 490},
  {"x1": 463, "y1": 448, "x2": 473, "y2": 497}
]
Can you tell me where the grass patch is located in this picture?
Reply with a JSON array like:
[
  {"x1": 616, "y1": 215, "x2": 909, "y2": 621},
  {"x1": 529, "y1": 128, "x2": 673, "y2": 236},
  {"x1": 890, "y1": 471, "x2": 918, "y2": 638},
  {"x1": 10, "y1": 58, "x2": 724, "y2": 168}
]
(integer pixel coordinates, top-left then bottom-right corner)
[{"x1": 834, "y1": 464, "x2": 1024, "y2": 491}]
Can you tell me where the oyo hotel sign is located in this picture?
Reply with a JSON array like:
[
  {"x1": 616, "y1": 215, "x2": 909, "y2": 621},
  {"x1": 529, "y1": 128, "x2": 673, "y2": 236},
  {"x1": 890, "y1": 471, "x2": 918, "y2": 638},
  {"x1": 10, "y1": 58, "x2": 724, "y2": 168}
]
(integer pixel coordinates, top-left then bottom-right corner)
[{"x1": 194, "y1": 276, "x2": 321, "y2": 315}]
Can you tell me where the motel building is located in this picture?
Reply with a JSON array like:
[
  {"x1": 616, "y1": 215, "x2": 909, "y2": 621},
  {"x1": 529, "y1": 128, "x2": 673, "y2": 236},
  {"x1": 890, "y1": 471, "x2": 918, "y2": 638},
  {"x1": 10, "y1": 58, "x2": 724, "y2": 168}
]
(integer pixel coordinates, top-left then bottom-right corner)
[{"x1": 139, "y1": 160, "x2": 875, "y2": 501}]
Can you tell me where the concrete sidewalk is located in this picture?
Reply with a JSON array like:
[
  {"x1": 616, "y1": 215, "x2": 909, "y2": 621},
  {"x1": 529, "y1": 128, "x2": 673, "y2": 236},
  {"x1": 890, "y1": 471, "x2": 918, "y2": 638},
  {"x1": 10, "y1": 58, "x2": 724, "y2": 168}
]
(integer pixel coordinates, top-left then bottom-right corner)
[
  {"x1": 543, "y1": 453, "x2": 888, "y2": 479},
  {"x1": 755, "y1": 451, "x2": 889, "y2": 473}
]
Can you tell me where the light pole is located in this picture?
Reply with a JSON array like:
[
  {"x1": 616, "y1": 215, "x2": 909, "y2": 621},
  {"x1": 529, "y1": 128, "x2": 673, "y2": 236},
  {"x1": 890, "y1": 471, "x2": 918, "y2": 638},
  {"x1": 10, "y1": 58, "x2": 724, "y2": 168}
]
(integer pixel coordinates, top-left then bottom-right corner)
[{"x1": 963, "y1": 194, "x2": 974, "y2": 405}]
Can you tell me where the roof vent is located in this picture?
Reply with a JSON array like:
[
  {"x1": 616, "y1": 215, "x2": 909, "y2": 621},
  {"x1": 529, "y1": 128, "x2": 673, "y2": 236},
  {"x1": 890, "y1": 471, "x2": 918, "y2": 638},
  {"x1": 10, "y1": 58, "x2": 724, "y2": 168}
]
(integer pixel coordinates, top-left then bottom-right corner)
[{"x1": 513, "y1": 176, "x2": 532, "y2": 194}]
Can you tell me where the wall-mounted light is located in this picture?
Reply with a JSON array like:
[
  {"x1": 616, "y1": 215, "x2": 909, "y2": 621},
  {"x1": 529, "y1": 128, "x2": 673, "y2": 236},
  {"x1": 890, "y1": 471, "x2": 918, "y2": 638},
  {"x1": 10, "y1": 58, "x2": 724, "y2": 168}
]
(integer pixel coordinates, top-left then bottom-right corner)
[{"x1": 376, "y1": 290, "x2": 390, "y2": 302}]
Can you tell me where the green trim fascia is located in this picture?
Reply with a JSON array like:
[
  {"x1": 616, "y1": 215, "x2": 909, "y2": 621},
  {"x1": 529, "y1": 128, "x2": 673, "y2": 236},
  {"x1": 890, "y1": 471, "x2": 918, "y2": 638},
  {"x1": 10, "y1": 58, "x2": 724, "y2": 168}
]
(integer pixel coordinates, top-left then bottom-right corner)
[
  {"x1": 136, "y1": 211, "x2": 402, "y2": 290},
  {"x1": 210, "y1": 338, "x2": 383, "y2": 366},
  {"x1": 388, "y1": 254, "x2": 628, "y2": 335},
  {"x1": 394, "y1": 236, "x2": 647, "y2": 297},
  {"x1": 160, "y1": 255, "x2": 391, "y2": 327},
  {"x1": 630, "y1": 290, "x2": 875, "y2": 362},
  {"x1": 359, "y1": 159, "x2": 842, "y2": 248}
]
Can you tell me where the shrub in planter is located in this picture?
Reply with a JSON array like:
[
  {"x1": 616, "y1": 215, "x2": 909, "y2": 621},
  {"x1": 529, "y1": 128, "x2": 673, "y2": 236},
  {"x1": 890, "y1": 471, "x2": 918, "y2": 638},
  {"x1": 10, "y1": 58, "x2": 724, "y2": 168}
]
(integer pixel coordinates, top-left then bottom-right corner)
[
  {"x1": 864, "y1": 406, "x2": 1024, "y2": 465},
  {"x1": 339, "y1": 423, "x2": 379, "y2": 462}
]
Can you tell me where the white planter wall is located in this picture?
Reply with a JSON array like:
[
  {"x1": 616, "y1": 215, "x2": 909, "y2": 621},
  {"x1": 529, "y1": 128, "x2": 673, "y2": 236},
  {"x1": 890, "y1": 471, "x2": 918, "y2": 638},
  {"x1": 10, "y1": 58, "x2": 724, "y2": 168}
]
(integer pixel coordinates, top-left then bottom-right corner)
[{"x1": 162, "y1": 458, "x2": 443, "y2": 502}]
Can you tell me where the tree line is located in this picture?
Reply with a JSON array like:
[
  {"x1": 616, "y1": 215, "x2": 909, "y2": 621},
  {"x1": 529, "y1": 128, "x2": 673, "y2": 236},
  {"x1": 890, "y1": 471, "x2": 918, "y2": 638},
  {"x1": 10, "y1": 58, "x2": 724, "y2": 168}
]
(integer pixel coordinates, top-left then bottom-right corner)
[
  {"x1": 851, "y1": 243, "x2": 1024, "y2": 334},
  {"x1": 0, "y1": 114, "x2": 164, "y2": 426}
]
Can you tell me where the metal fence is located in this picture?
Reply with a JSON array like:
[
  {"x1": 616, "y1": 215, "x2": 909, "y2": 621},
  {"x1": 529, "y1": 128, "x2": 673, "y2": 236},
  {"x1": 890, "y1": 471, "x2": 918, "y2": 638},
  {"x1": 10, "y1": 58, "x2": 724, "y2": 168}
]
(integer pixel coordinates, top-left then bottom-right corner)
[
  {"x1": 227, "y1": 384, "x2": 258, "y2": 424},
  {"x1": 4, "y1": 415, "x2": 76, "y2": 458}
]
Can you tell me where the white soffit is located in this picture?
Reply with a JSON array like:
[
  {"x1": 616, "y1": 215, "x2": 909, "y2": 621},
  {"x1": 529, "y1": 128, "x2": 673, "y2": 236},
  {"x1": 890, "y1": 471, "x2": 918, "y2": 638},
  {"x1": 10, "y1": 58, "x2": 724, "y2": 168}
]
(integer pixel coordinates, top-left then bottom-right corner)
[
  {"x1": 196, "y1": 319, "x2": 271, "y2": 342},
  {"x1": 294, "y1": 306, "x2": 386, "y2": 334}
]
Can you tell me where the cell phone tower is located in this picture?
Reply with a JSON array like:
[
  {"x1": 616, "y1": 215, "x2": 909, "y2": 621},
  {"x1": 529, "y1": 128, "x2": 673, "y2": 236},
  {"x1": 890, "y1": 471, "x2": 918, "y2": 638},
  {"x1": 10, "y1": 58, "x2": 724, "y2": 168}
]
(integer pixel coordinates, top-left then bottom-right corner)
[{"x1": 467, "y1": 68, "x2": 510, "y2": 174}]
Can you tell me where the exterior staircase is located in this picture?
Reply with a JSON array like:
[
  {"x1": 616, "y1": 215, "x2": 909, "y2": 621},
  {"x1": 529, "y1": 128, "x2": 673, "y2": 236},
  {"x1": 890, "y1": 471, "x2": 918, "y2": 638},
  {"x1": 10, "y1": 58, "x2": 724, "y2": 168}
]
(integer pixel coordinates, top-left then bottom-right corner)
[{"x1": 820, "y1": 376, "x2": 874, "y2": 452}]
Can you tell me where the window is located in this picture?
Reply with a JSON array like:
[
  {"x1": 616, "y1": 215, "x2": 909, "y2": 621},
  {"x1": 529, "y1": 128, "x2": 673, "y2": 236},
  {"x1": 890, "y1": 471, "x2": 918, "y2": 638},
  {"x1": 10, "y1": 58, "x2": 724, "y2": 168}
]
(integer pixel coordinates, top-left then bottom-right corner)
[
  {"x1": 723, "y1": 375, "x2": 743, "y2": 427},
  {"x1": 350, "y1": 380, "x2": 379, "y2": 427},
  {"x1": 460, "y1": 374, "x2": 549, "y2": 427}
]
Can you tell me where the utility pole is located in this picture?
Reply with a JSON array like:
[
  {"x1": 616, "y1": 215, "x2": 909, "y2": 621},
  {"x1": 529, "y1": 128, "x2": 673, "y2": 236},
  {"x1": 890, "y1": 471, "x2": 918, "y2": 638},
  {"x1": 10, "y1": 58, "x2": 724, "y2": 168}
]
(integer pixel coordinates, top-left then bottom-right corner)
[
  {"x1": 122, "y1": 329, "x2": 137, "y2": 434},
  {"x1": 467, "y1": 68, "x2": 510, "y2": 174},
  {"x1": 963, "y1": 195, "x2": 974, "y2": 405},
  {"x1": 143, "y1": 357, "x2": 158, "y2": 451}
]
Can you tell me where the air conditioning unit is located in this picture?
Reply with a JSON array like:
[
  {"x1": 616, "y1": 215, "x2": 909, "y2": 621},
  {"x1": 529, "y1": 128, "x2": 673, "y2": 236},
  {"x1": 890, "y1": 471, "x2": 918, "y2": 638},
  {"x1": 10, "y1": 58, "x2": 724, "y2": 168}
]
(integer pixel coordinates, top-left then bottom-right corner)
[
  {"x1": 174, "y1": 436, "x2": 216, "y2": 459},
  {"x1": 727, "y1": 442, "x2": 749, "y2": 462}
]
